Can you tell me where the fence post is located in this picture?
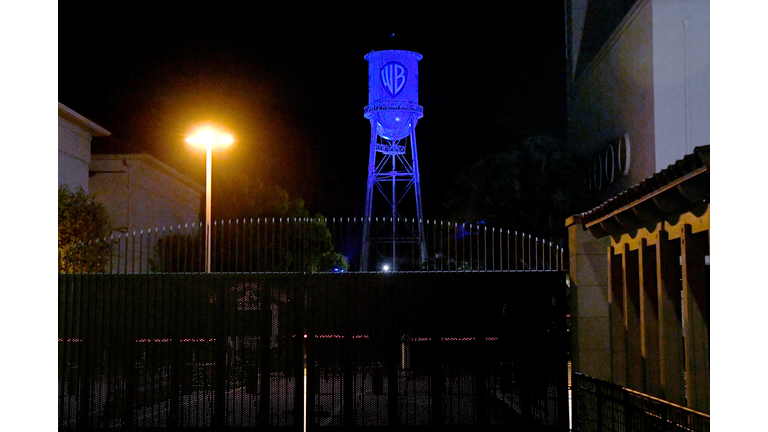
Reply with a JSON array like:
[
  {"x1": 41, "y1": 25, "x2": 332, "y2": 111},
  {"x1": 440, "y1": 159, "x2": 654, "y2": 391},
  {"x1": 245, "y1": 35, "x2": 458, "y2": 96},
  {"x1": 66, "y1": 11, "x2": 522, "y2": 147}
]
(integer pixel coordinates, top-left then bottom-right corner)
[
  {"x1": 596, "y1": 377, "x2": 603, "y2": 432},
  {"x1": 168, "y1": 278, "x2": 181, "y2": 427},
  {"x1": 293, "y1": 277, "x2": 306, "y2": 428},
  {"x1": 76, "y1": 341, "x2": 92, "y2": 428},
  {"x1": 212, "y1": 276, "x2": 227, "y2": 428},
  {"x1": 342, "y1": 278, "x2": 355, "y2": 427},
  {"x1": 519, "y1": 353, "x2": 533, "y2": 429},
  {"x1": 429, "y1": 282, "x2": 444, "y2": 427},
  {"x1": 474, "y1": 336, "x2": 488, "y2": 426},
  {"x1": 623, "y1": 383, "x2": 631, "y2": 431},
  {"x1": 572, "y1": 374, "x2": 579, "y2": 431},
  {"x1": 258, "y1": 278, "x2": 272, "y2": 426},
  {"x1": 386, "y1": 344, "x2": 400, "y2": 427}
]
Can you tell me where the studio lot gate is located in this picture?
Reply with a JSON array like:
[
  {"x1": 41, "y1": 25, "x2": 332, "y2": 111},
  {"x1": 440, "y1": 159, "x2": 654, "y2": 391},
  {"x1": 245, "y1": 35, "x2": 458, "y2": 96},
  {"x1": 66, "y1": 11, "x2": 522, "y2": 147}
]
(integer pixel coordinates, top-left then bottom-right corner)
[{"x1": 59, "y1": 271, "x2": 567, "y2": 430}]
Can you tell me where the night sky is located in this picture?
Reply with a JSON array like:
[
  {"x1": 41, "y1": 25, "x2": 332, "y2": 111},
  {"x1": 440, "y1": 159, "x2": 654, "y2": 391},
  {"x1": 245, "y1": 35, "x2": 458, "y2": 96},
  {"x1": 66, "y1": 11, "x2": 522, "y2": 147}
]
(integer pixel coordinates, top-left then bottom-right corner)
[
  {"x1": 59, "y1": 6, "x2": 566, "y2": 219},
  {"x1": 45, "y1": 7, "x2": 768, "y2": 424}
]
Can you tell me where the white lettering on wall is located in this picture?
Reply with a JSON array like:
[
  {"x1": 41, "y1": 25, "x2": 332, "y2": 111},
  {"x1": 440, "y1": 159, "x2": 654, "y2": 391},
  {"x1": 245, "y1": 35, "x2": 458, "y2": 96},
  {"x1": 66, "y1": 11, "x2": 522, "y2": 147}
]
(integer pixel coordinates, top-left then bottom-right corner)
[{"x1": 588, "y1": 133, "x2": 631, "y2": 191}]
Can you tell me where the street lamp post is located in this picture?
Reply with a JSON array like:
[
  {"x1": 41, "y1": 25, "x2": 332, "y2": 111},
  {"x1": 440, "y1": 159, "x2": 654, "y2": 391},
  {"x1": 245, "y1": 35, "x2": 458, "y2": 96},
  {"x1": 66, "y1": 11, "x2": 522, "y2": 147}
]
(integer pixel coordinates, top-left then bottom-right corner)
[{"x1": 186, "y1": 126, "x2": 233, "y2": 273}]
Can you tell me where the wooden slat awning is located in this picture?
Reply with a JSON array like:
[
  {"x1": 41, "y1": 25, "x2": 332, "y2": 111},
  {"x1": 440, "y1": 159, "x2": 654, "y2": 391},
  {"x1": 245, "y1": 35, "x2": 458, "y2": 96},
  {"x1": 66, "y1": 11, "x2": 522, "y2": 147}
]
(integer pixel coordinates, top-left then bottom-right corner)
[{"x1": 581, "y1": 146, "x2": 709, "y2": 238}]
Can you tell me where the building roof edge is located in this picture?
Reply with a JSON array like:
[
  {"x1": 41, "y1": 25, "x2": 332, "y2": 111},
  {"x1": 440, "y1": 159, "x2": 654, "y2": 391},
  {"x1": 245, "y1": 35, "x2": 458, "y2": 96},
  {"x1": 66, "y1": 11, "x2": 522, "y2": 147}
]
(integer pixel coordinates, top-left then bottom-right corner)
[
  {"x1": 580, "y1": 145, "x2": 710, "y2": 238},
  {"x1": 58, "y1": 102, "x2": 111, "y2": 137}
]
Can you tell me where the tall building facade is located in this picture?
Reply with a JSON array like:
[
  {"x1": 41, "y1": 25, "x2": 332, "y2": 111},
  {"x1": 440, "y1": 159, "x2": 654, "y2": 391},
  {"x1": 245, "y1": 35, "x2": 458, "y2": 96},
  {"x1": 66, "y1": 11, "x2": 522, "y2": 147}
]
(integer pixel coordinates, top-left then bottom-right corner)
[{"x1": 566, "y1": 0, "x2": 710, "y2": 414}]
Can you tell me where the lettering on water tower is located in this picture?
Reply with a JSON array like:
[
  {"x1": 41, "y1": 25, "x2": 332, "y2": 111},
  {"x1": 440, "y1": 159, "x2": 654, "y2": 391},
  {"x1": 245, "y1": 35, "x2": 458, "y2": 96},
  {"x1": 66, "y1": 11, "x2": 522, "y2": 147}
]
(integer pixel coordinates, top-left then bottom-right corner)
[{"x1": 380, "y1": 62, "x2": 408, "y2": 98}]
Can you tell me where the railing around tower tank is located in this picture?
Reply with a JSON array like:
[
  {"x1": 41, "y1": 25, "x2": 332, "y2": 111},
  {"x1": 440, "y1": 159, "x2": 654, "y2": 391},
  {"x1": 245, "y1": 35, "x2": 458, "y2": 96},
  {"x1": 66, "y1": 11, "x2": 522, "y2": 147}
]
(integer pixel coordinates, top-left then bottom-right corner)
[{"x1": 58, "y1": 217, "x2": 566, "y2": 274}]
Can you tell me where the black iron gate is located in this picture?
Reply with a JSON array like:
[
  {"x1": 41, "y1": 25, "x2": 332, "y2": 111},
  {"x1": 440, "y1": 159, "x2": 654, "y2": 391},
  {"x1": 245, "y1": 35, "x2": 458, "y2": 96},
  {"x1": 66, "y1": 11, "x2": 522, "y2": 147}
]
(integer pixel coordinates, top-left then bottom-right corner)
[{"x1": 59, "y1": 271, "x2": 567, "y2": 430}]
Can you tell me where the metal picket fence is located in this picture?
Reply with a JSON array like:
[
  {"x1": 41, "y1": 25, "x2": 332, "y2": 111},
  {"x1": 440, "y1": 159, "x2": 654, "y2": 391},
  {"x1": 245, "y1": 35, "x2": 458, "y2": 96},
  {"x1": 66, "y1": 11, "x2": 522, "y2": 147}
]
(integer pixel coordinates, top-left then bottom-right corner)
[
  {"x1": 59, "y1": 217, "x2": 566, "y2": 275},
  {"x1": 59, "y1": 217, "x2": 569, "y2": 430}
]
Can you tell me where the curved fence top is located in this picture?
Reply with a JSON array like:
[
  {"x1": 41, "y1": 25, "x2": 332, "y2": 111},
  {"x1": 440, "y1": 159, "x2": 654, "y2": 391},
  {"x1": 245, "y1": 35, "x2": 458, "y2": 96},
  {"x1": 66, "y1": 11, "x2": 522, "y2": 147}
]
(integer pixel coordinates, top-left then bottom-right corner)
[{"x1": 59, "y1": 217, "x2": 566, "y2": 274}]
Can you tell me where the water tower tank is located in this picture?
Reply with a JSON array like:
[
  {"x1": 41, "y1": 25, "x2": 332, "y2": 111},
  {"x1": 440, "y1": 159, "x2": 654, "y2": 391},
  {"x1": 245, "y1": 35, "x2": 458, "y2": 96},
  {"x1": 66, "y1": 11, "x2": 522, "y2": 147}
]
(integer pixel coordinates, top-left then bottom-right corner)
[{"x1": 364, "y1": 50, "x2": 423, "y2": 141}]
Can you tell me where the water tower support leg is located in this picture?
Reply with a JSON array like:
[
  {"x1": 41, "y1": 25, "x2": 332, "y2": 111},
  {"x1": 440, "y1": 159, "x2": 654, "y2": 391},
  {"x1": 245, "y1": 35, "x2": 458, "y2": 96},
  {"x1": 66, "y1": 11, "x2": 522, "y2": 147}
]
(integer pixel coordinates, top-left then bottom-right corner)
[
  {"x1": 362, "y1": 121, "x2": 378, "y2": 271},
  {"x1": 410, "y1": 120, "x2": 427, "y2": 265}
]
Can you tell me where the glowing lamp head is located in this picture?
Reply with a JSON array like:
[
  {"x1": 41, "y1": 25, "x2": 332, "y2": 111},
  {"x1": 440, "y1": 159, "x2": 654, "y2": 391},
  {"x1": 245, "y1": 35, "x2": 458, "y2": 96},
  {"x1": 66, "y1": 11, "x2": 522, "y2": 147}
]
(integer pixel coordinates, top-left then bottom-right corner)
[{"x1": 186, "y1": 126, "x2": 233, "y2": 148}]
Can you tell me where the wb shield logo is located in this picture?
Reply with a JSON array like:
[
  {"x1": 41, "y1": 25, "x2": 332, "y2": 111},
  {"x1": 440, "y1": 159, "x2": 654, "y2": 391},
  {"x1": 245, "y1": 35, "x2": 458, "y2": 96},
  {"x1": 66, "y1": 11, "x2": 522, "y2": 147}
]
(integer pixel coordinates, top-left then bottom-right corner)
[{"x1": 380, "y1": 62, "x2": 407, "y2": 98}]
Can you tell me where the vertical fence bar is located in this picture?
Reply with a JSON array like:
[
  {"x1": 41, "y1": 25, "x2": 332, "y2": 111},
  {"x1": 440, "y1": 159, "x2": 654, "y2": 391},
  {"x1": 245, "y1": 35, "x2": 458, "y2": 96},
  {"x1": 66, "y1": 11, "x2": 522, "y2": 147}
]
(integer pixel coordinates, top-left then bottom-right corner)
[
  {"x1": 439, "y1": 221, "x2": 444, "y2": 272},
  {"x1": 413, "y1": 218, "x2": 417, "y2": 270},
  {"x1": 125, "y1": 232, "x2": 131, "y2": 274},
  {"x1": 548, "y1": 241, "x2": 552, "y2": 271},
  {"x1": 484, "y1": 226, "x2": 488, "y2": 270},
  {"x1": 271, "y1": 218, "x2": 276, "y2": 271},
  {"x1": 506, "y1": 230, "x2": 510, "y2": 271},
  {"x1": 248, "y1": 219, "x2": 253, "y2": 273},
  {"x1": 446, "y1": 220, "x2": 451, "y2": 272},
  {"x1": 279, "y1": 218, "x2": 284, "y2": 271},
  {"x1": 219, "y1": 221, "x2": 225, "y2": 273},
  {"x1": 475, "y1": 225, "x2": 479, "y2": 271},
  {"x1": 522, "y1": 234, "x2": 526, "y2": 271},
  {"x1": 528, "y1": 234, "x2": 532, "y2": 271},
  {"x1": 137, "y1": 231, "x2": 143, "y2": 274},
  {"x1": 469, "y1": 224, "x2": 473, "y2": 271},
  {"x1": 234, "y1": 219, "x2": 240, "y2": 273},
  {"x1": 515, "y1": 232, "x2": 518, "y2": 271},
  {"x1": 491, "y1": 228, "x2": 495, "y2": 271}
]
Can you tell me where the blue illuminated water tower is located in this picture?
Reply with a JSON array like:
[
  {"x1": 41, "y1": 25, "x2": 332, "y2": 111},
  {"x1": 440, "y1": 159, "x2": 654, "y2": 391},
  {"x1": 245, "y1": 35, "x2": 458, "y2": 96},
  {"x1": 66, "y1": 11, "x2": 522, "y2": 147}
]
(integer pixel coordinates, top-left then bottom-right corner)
[{"x1": 361, "y1": 50, "x2": 427, "y2": 271}]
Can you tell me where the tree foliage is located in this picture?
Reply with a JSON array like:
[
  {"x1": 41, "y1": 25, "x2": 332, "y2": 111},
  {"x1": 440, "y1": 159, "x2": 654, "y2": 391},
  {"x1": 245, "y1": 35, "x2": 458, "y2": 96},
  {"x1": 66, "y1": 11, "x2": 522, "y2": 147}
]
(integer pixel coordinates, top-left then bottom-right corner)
[
  {"x1": 220, "y1": 175, "x2": 349, "y2": 271},
  {"x1": 59, "y1": 185, "x2": 112, "y2": 273},
  {"x1": 151, "y1": 175, "x2": 348, "y2": 273},
  {"x1": 443, "y1": 135, "x2": 594, "y2": 246},
  {"x1": 214, "y1": 173, "x2": 310, "y2": 221}
]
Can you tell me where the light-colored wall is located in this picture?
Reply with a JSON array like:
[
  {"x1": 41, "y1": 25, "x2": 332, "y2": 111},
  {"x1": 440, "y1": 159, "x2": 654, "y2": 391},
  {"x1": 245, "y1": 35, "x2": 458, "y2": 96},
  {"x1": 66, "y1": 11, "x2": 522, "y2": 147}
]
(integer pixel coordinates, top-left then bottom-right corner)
[
  {"x1": 568, "y1": 0, "x2": 710, "y2": 200},
  {"x1": 568, "y1": 0, "x2": 656, "y2": 200},
  {"x1": 567, "y1": 216, "x2": 612, "y2": 381},
  {"x1": 90, "y1": 154, "x2": 203, "y2": 234},
  {"x1": 652, "y1": 0, "x2": 710, "y2": 170},
  {"x1": 58, "y1": 116, "x2": 93, "y2": 193},
  {"x1": 566, "y1": 0, "x2": 710, "y2": 406},
  {"x1": 58, "y1": 103, "x2": 110, "y2": 193}
]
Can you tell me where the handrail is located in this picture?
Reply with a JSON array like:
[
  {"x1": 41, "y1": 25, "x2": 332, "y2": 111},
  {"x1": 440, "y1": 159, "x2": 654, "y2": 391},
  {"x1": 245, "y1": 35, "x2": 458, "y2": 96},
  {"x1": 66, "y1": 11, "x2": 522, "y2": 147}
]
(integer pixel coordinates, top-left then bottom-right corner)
[
  {"x1": 623, "y1": 387, "x2": 710, "y2": 419},
  {"x1": 572, "y1": 372, "x2": 709, "y2": 432}
]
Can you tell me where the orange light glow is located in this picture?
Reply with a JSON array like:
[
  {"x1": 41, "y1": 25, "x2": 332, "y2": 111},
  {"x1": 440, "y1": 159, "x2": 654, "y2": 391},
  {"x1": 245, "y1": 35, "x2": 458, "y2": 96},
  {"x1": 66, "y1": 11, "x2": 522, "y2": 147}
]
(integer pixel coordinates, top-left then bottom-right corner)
[{"x1": 185, "y1": 125, "x2": 234, "y2": 147}]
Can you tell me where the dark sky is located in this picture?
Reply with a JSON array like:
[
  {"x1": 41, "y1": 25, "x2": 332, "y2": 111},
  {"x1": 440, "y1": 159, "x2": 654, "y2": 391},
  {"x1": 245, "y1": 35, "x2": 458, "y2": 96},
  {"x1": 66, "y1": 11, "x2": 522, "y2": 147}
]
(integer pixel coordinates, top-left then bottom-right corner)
[{"x1": 59, "y1": 6, "x2": 566, "y2": 219}]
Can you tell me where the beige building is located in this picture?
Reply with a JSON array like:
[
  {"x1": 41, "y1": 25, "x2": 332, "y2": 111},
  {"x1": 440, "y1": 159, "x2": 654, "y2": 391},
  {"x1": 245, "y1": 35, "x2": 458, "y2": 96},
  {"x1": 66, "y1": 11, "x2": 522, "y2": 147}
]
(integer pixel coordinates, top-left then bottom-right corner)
[
  {"x1": 58, "y1": 103, "x2": 203, "y2": 233},
  {"x1": 566, "y1": 0, "x2": 709, "y2": 417},
  {"x1": 90, "y1": 154, "x2": 203, "y2": 234},
  {"x1": 58, "y1": 103, "x2": 110, "y2": 192},
  {"x1": 567, "y1": 0, "x2": 709, "y2": 201},
  {"x1": 58, "y1": 104, "x2": 204, "y2": 272}
]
